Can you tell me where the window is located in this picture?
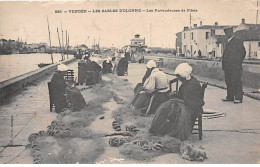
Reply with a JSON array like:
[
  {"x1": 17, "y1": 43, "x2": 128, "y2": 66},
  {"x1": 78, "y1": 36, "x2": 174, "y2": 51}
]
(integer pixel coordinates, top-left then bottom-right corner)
[
  {"x1": 134, "y1": 42, "x2": 137, "y2": 44},
  {"x1": 191, "y1": 32, "x2": 193, "y2": 40},
  {"x1": 206, "y1": 32, "x2": 209, "y2": 39},
  {"x1": 258, "y1": 42, "x2": 260, "y2": 47},
  {"x1": 184, "y1": 33, "x2": 186, "y2": 39}
]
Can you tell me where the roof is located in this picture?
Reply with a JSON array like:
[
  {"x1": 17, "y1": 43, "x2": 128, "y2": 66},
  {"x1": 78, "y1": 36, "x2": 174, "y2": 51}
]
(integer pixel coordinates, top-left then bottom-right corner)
[
  {"x1": 244, "y1": 24, "x2": 260, "y2": 29},
  {"x1": 0, "y1": 39, "x2": 7, "y2": 42},
  {"x1": 79, "y1": 44, "x2": 88, "y2": 48},
  {"x1": 131, "y1": 38, "x2": 145, "y2": 41},
  {"x1": 234, "y1": 28, "x2": 260, "y2": 41},
  {"x1": 183, "y1": 25, "x2": 237, "y2": 31}
]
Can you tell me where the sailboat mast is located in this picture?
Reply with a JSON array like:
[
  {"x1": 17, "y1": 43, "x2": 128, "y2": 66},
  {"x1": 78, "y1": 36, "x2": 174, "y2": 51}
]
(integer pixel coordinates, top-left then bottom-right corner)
[
  {"x1": 66, "y1": 30, "x2": 68, "y2": 59},
  {"x1": 47, "y1": 16, "x2": 53, "y2": 64},
  {"x1": 57, "y1": 28, "x2": 63, "y2": 61},
  {"x1": 61, "y1": 21, "x2": 65, "y2": 60}
]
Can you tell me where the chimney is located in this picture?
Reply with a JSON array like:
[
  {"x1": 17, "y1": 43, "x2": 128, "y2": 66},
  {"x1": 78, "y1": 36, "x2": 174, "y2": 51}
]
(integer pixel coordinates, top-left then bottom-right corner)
[
  {"x1": 193, "y1": 24, "x2": 197, "y2": 28},
  {"x1": 200, "y1": 21, "x2": 203, "y2": 26},
  {"x1": 215, "y1": 22, "x2": 218, "y2": 26},
  {"x1": 211, "y1": 29, "x2": 215, "y2": 36},
  {"x1": 242, "y1": 18, "x2": 245, "y2": 24},
  {"x1": 183, "y1": 26, "x2": 189, "y2": 31}
]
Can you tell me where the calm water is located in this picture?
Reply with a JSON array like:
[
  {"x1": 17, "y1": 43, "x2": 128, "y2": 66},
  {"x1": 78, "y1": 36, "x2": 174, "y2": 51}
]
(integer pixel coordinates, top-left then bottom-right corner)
[{"x1": 0, "y1": 53, "x2": 74, "y2": 82}]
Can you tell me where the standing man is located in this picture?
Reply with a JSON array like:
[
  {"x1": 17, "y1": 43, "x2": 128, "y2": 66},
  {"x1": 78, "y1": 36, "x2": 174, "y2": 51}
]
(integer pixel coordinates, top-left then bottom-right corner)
[
  {"x1": 222, "y1": 27, "x2": 246, "y2": 104},
  {"x1": 198, "y1": 49, "x2": 202, "y2": 59}
]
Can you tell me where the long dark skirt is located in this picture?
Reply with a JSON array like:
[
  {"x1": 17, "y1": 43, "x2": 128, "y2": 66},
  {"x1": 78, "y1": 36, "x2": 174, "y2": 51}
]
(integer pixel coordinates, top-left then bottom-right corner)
[
  {"x1": 131, "y1": 89, "x2": 169, "y2": 115},
  {"x1": 67, "y1": 87, "x2": 86, "y2": 111},
  {"x1": 54, "y1": 95, "x2": 67, "y2": 113},
  {"x1": 134, "y1": 83, "x2": 144, "y2": 95},
  {"x1": 146, "y1": 91, "x2": 170, "y2": 115},
  {"x1": 149, "y1": 98, "x2": 192, "y2": 141},
  {"x1": 86, "y1": 71, "x2": 102, "y2": 85}
]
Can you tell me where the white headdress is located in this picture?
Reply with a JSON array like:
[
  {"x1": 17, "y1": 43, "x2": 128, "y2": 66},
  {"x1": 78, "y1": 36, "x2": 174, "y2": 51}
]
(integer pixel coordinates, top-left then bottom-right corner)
[
  {"x1": 146, "y1": 60, "x2": 156, "y2": 69},
  {"x1": 174, "y1": 63, "x2": 192, "y2": 80},
  {"x1": 57, "y1": 64, "x2": 68, "y2": 72}
]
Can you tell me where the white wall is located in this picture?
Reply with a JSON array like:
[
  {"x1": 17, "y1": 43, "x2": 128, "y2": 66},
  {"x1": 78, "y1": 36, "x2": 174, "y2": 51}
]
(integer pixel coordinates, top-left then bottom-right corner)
[{"x1": 244, "y1": 41, "x2": 260, "y2": 59}]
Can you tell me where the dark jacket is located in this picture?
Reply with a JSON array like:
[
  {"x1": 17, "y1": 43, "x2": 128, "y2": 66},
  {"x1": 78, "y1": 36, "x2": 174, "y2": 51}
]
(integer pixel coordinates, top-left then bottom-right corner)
[
  {"x1": 178, "y1": 76, "x2": 204, "y2": 129},
  {"x1": 222, "y1": 36, "x2": 246, "y2": 71},
  {"x1": 102, "y1": 60, "x2": 113, "y2": 73},
  {"x1": 178, "y1": 76, "x2": 204, "y2": 111},
  {"x1": 117, "y1": 58, "x2": 128, "y2": 76},
  {"x1": 51, "y1": 71, "x2": 66, "y2": 98},
  {"x1": 50, "y1": 71, "x2": 67, "y2": 112}
]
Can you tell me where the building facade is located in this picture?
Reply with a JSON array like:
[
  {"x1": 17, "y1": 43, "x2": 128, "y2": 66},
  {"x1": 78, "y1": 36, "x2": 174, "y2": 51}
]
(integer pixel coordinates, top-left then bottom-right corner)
[
  {"x1": 176, "y1": 19, "x2": 260, "y2": 59},
  {"x1": 176, "y1": 21, "x2": 234, "y2": 58},
  {"x1": 129, "y1": 34, "x2": 147, "y2": 52}
]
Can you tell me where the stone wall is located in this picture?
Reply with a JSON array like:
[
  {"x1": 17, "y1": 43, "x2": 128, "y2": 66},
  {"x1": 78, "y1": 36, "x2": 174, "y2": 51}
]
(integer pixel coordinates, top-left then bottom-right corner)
[{"x1": 146, "y1": 56, "x2": 260, "y2": 89}]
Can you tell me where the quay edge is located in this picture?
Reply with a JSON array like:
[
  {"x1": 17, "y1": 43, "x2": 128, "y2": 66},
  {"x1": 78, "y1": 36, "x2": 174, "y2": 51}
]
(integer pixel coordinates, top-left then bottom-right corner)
[{"x1": 0, "y1": 58, "x2": 76, "y2": 101}]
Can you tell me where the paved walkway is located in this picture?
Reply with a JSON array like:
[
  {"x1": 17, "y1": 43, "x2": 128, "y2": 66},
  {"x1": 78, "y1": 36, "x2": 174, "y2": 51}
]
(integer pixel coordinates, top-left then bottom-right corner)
[
  {"x1": 0, "y1": 60, "x2": 79, "y2": 164},
  {"x1": 0, "y1": 61, "x2": 259, "y2": 164},
  {"x1": 124, "y1": 63, "x2": 260, "y2": 163}
]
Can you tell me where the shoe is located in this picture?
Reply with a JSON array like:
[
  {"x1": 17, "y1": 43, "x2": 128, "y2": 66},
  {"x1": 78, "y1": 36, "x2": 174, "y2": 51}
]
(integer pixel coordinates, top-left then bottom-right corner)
[
  {"x1": 234, "y1": 99, "x2": 242, "y2": 104},
  {"x1": 222, "y1": 98, "x2": 234, "y2": 102}
]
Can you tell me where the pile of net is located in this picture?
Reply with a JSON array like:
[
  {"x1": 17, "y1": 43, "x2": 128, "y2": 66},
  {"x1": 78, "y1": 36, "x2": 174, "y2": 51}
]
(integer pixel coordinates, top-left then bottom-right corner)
[{"x1": 28, "y1": 82, "x2": 113, "y2": 164}]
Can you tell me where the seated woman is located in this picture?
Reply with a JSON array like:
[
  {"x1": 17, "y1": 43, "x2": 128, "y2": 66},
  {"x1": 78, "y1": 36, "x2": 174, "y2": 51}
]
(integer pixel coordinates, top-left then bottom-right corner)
[
  {"x1": 132, "y1": 60, "x2": 169, "y2": 115},
  {"x1": 134, "y1": 60, "x2": 154, "y2": 95},
  {"x1": 51, "y1": 64, "x2": 86, "y2": 113},
  {"x1": 78, "y1": 58, "x2": 87, "y2": 85},
  {"x1": 86, "y1": 57, "x2": 102, "y2": 85},
  {"x1": 50, "y1": 64, "x2": 68, "y2": 113},
  {"x1": 175, "y1": 63, "x2": 204, "y2": 130},
  {"x1": 149, "y1": 63, "x2": 204, "y2": 141},
  {"x1": 102, "y1": 57, "x2": 113, "y2": 74},
  {"x1": 117, "y1": 55, "x2": 128, "y2": 76}
]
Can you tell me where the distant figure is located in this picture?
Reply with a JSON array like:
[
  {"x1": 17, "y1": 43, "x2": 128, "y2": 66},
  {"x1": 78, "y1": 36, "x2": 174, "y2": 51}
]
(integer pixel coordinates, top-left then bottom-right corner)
[
  {"x1": 125, "y1": 48, "x2": 131, "y2": 61},
  {"x1": 198, "y1": 49, "x2": 202, "y2": 59},
  {"x1": 222, "y1": 27, "x2": 246, "y2": 104},
  {"x1": 102, "y1": 57, "x2": 113, "y2": 74},
  {"x1": 86, "y1": 57, "x2": 102, "y2": 85},
  {"x1": 117, "y1": 54, "x2": 128, "y2": 76},
  {"x1": 78, "y1": 58, "x2": 87, "y2": 85}
]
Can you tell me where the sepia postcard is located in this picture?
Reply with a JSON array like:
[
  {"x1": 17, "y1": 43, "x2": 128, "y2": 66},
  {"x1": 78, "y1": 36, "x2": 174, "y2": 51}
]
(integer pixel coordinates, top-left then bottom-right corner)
[{"x1": 0, "y1": 0, "x2": 259, "y2": 164}]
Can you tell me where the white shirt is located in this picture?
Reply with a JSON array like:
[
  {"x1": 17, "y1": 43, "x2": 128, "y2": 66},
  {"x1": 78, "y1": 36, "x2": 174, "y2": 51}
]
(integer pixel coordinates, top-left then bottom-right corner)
[{"x1": 144, "y1": 68, "x2": 169, "y2": 93}]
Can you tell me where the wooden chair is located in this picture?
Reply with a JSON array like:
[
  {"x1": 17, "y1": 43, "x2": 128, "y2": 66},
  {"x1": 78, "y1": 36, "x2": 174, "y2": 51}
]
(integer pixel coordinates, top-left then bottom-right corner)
[
  {"x1": 169, "y1": 78, "x2": 179, "y2": 94},
  {"x1": 169, "y1": 79, "x2": 207, "y2": 140},
  {"x1": 64, "y1": 69, "x2": 74, "y2": 84},
  {"x1": 192, "y1": 83, "x2": 207, "y2": 140}
]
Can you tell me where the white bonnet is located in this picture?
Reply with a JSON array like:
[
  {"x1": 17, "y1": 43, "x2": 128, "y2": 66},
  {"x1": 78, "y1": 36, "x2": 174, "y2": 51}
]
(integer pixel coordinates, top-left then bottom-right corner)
[
  {"x1": 174, "y1": 63, "x2": 192, "y2": 80},
  {"x1": 57, "y1": 64, "x2": 68, "y2": 72},
  {"x1": 146, "y1": 60, "x2": 156, "y2": 69}
]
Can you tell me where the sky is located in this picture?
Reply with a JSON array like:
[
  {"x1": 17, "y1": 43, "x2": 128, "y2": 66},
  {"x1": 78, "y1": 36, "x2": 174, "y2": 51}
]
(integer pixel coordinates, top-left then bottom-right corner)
[{"x1": 0, "y1": 0, "x2": 258, "y2": 48}]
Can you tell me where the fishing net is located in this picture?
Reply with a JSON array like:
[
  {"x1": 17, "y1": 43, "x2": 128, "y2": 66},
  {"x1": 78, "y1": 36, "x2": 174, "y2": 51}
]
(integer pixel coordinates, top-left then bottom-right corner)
[{"x1": 149, "y1": 98, "x2": 192, "y2": 141}]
